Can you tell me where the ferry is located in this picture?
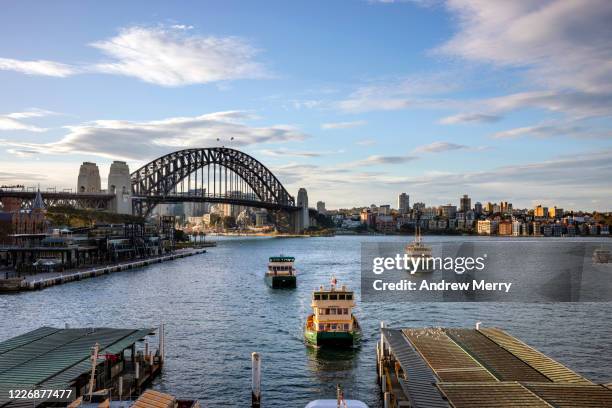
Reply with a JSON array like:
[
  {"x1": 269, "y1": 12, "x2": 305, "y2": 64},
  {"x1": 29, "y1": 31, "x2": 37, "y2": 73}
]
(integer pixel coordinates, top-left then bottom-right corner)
[
  {"x1": 265, "y1": 255, "x2": 297, "y2": 288},
  {"x1": 304, "y1": 277, "x2": 361, "y2": 347},
  {"x1": 405, "y1": 227, "x2": 433, "y2": 272}
]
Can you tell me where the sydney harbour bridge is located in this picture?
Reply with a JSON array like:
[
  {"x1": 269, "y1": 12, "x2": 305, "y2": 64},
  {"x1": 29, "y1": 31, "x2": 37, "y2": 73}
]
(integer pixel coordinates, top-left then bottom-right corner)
[{"x1": 0, "y1": 147, "x2": 311, "y2": 233}]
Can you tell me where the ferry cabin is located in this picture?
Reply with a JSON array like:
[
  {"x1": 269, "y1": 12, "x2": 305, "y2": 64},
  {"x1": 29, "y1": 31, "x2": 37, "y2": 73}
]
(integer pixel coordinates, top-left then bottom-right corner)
[
  {"x1": 267, "y1": 256, "x2": 296, "y2": 276},
  {"x1": 311, "y1": 287, "x2": 355, "y2": 332},
  {"x1": 265, "y1": 256, "x2": 297, "y2": 288}
]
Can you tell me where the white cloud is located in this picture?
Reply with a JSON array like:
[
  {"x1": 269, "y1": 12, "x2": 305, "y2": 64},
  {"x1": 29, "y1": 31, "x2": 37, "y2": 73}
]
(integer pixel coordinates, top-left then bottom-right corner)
[
  {"x1": 439, "y1": 112, "x2": 500, "y2": 124},
  {"x1": 0, "y1": 109, "x2": 56, "y2": 132},
  {"x1": 346, "y1": 154, "x2": 418, "y2": 167},
  {"x1": 258, "y1": 148, "x2": 337, "y2": 158},
  {"x1": 90, "y1": 26, "x2": 268, "y2": 86},
  {"x1": 414, "y1": 141, "x2": 469, "y2": 153},
  {"x1": 0, "y1": 58, "x2": 76, "y2": 77},
  {"x1": 492, "y1": 123, "x2": 612, "y2": 140},
  {"x1": 321, "y1": 120, "x2": 367, "y2": 129},
  {"x1": 356, "y1": 139, "x2": 377, "y2": 146},
  {"x1": 436, "y1": 0, "x2": 612, "y2": 120},
  {"x1": 4, "y1": 111, "x2": 307, "y2": 161},
  {"x1": 0, "y1": 25, "x2": 267, "y2": 86}
]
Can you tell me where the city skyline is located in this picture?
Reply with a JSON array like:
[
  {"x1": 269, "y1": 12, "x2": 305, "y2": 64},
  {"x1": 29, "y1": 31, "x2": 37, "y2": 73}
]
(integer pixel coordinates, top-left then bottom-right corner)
[{"x1": 1, "y1": 1, "x2": 612, "y2": 211}]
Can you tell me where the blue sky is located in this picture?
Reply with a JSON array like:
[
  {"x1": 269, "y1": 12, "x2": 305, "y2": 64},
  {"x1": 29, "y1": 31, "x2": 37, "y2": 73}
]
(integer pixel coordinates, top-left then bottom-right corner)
[{"x1": 1, "y1": 0, "x2": 611, "y2": 210}]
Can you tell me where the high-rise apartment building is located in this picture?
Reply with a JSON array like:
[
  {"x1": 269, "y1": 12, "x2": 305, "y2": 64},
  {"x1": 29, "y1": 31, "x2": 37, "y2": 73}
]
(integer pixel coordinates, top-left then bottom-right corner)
[
  {"x1": 460, "y1": 194, "x2": 471, "y2": 212},
  {"x1": 398, "y1": 193, "x2": 410, "y2": 214}
]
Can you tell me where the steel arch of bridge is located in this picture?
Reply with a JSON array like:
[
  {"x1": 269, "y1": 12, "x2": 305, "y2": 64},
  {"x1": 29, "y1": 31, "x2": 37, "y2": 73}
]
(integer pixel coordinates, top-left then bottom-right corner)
[{"x1": 130, "y1": 147, "x2": 296, "y2": 216}]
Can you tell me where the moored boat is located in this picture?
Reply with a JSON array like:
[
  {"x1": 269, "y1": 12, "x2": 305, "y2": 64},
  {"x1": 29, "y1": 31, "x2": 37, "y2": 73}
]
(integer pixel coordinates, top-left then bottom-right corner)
[
  {"x1": 265, "y1": 255, "x2": 297, "y2": 288},
  {"x1": 405, "y1": 227, "x2": 433, "y2": 273},
  {"x1": 304, "y1": 277, "x2": 361, "y2": 347}
]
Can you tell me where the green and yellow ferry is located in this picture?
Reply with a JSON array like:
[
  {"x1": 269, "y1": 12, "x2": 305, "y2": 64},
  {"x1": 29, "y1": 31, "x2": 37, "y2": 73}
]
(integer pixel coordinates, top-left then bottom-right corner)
[
  {"x1": 304, "y1": 277, "x2": 361, "y2": 347},
  {"x1": 265, "y1": 256, "x2": 297, "y2": 288}
]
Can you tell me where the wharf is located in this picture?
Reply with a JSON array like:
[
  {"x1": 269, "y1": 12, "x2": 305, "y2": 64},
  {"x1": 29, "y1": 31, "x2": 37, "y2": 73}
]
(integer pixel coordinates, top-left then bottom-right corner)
[
  {"x1": 377, "y1": 325, "x2": 612, "y2": 407},
  {"x1": 0, "y1": 326, "x2": 164, "y2": 408},
  {"x1": 0, "y1": 248, "x2": 207, "y2": 293}
]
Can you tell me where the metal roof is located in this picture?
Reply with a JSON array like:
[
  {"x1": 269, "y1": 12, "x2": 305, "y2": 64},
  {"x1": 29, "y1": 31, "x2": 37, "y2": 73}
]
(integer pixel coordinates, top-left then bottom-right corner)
[
  {"x1": 437, "y1": 382, "x2": 552, "y2": 408},
  {"x1": 382, "y1": 327, "x2": 607, "y2": 408},
  {"x1": 381, "y1": 328, "x2": 449, "y2": 408},
  {"x1": 444, "y1": 328, "x2": 551, "y2": 382},
  {"x1": 402, "y1": 328, "x2": 497, "y2": 383},
  {"x1": 524, "y1": 383, "x2": 612, "y2": 408},
  {"x1": 478, "y1": 328, "x2": 591, "y2": 385},
  {"x1": 0, "y1": 327, "x2": 154, "y2": 408}
]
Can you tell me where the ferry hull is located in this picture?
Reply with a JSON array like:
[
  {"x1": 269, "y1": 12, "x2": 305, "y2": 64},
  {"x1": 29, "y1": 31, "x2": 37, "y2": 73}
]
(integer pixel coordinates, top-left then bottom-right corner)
[
  {"x1": 265, "y1": 274, "x2": 297, "y2": 289},
  {"x1": 304, "y1": 319, "x2": 361, "y2": 347}
]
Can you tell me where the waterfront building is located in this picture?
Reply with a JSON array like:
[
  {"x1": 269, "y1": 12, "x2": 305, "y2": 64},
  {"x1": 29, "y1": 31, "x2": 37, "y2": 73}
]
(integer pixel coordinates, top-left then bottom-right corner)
[
  {"x1": 1, "y1": 190, "x2": 48, "y2": 240},
  {"x1": 378, "y1": 204, "x2": 391, "y2": 215},
  {"x1": 542, "y1": 223, "x2": 553, "y2": 237},
  {"x1": 532, "y1": 221, "x2": 542, "y2": 236},
  {"x1": 360, "y1": 208, "x2": 375, "y2": 227},
  {"x1": 474, "y1": 201, "x2": 483, "y2": 214},
  {"x1": 552, "y1": 223, "x2": 563, "y2": 237},
  {"x1": 534, "y1": 205, "x2": 548, "y2": 219},
  {"x1": 412, "y1": 202, "x2": 425, "y2": 213},
  {"x1": 77, "y1": 162, "x2": 101, "y2": 193},
  {"x1": 440, "y1": 204, "x2": 457, "y2": 219},
  {"x1": 512, "y1": 220, "x2": 521, "y2": 236},
  {"x1": 375, "y1": 215, "x2": 395, "y2": 234},
  {"x1": 498, "y1": 221, "x2": 512, "y2": 236},
  {"x1": 437, "y1": 219, "x2": 448, "y2": 230},
  {"x1": 601, "y1": 225, "x2": 610, "y2": 235},
  {"x1": 477, "y1": 219, "x2": 497, "y2": 235},
  {"x1": 589, "y1": 224, "x2": 599, "y2": 235},
  {"x1": 460, "y1": 194, "x2": 471, "y2": 212},
  {"x1": 316, "y1": 201, "x2": 326, "y2": 214},
  {"x1": 566, "y1": 224, "x2": 577, "y2": 236},
  {"x1": 484, "y1": 202, "x2": 494, "y2": 214},
  {"x1": 549, "y1": 206, "x2": 563, "y2": 219},
  {"x1": 398, "y1": 193, "x2": 410, "y2": 214}
]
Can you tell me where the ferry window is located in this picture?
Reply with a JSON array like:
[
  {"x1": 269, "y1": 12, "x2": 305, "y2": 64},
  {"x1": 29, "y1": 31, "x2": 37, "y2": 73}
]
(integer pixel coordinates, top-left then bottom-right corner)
[
  {"x1": 314, "y1": 294, "x2": 321, "y2": 300},
  {"x1": 324, "y1": 308, "x2": 329, "y2": 315},
  {"x1": 338, "y1": 294, "x2": 345, "y2": 300},
  {"x1": 331, "y1": 324, "x2": 337, "y2": 330},
  {"x1": 321, "y1": 294, "x2": 328, "y2": 300},
  {"x1": 318, "y1": 324, "x2": 324, "y2": 330},
  {"x1": 330, "y1": 308, "x2": 337, "y2": 315},
  {"x1": 343, "y1": 308, "x2": 348, "y2": 314},
  {"x1": 346, "y1": 294, "x2": 352, "y2": 300},
  {"x1": 344, "y1": 324, "x2": 349, "y2": 330},
  {"x1": 329, "y1": 294, "x2": 338, "y2": 300}
]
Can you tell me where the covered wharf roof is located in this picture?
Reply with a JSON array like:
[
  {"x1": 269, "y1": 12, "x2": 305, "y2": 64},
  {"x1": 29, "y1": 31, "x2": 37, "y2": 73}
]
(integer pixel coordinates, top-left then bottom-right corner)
[
  {"x1": 381, "y1": 327, "x2": 611, "y2": 408},
  {"x1": 0, "y1": 327, "x2": 154, "y2": 408}
]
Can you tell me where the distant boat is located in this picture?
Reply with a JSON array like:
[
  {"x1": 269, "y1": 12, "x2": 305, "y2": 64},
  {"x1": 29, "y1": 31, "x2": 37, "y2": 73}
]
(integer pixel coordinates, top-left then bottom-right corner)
[
  {"x1": 592, "y1": 248, "x2": 611, "y2": 264},
  {"x1": 405, "y1": 227, "x2": 433, "y2": 272},
  {"x1": 265, "y1": 255, "x2": 297, "y2": 288},
  {"x1": 304, "y1": 277, "x2": 361, "y2": 347}
]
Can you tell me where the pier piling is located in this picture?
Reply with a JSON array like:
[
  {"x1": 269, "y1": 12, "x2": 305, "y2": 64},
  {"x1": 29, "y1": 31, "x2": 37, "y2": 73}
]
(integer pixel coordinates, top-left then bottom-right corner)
[{"x1": 251, "y1": 352, "x2": 261, "y2": 407}]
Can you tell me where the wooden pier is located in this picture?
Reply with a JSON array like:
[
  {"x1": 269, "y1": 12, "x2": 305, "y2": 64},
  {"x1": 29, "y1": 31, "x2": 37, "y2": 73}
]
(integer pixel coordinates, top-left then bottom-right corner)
[
  {"x1": 377, "y1": 324, "x2": 612, "y2": 407},
  {"x1": 0, "y1": 248, "x2": 207, "y2": 292}
]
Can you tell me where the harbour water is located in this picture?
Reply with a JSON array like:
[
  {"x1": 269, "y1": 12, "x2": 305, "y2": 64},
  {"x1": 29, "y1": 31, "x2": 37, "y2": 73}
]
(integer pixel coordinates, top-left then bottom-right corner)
[{"x1": 0, "y1": 235, "x2": 610, "y2": 407}]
